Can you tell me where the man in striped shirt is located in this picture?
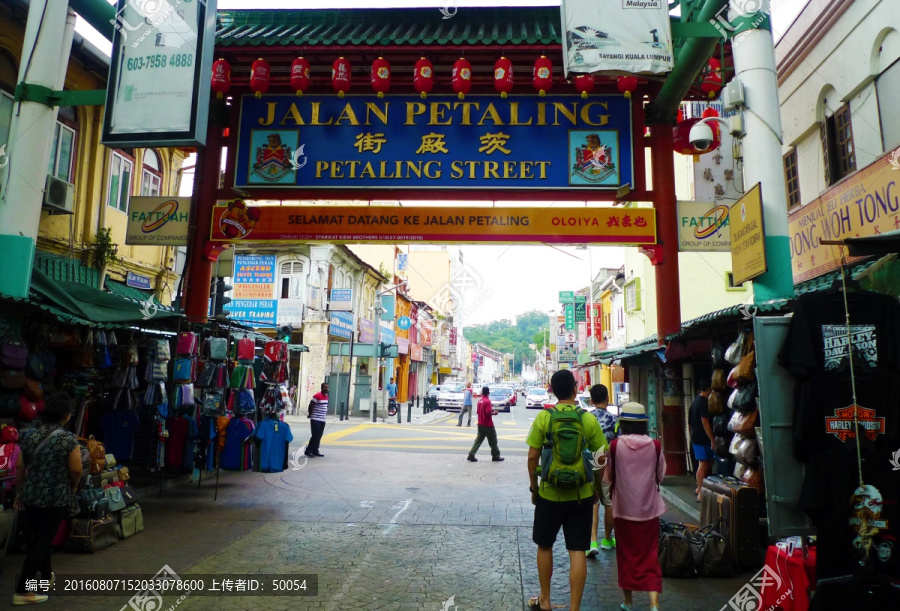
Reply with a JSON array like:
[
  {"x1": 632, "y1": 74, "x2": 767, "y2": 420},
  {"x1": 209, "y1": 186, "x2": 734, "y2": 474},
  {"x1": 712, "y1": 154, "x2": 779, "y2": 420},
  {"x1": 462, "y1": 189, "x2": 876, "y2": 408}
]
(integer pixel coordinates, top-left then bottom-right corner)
[{"x1": 305, "y1": 382, "x2": 329, "y2": 457}]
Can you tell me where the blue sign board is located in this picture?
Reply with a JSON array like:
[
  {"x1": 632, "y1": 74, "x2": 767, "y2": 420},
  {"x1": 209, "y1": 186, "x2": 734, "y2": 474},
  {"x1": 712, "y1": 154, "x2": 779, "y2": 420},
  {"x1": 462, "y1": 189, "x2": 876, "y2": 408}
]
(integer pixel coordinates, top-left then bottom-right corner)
[
  {"x1": 126, "y1": 271, "x2": 152, "y2": 290},
  {"x1": 381, "y1": 294, "x2": 395, "y2": 321},
  {"x1": 229, "y1": 299, "x2": 278, "y2": 327},
  {"x1": 398, "y1": 253, "x2": 408, "y2": 271},
  {"x1": 233, "y1": 254, "x2": 276, "y2": 285},
  {"x1": 235, "y1": 94, "x2": 634, "y2": 190},
  {"x1": 329, "y1": 311, "x2": 354, "y2": 340},
  {"x1": 379, "y1": 322, "x2": 395, "y2": 346},
  {"x1": 397, "y1": 316, "x2": 412, "y2": 330}
]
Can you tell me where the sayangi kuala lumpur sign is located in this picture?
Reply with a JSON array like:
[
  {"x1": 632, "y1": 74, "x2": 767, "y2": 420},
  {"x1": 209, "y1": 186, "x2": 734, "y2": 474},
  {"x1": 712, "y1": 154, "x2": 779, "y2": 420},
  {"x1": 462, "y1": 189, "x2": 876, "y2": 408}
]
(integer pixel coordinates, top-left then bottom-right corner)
[{"x1": 234, "y1": 94, "x2": 634, "y2": 190}]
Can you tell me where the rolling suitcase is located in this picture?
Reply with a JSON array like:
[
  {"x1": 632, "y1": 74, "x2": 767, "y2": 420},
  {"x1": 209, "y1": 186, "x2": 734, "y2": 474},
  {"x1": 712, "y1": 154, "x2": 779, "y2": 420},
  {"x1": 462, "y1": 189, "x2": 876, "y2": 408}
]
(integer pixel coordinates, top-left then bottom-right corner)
[{"x1": 700, "y1": 475, "x2": 760, "y2": 571}]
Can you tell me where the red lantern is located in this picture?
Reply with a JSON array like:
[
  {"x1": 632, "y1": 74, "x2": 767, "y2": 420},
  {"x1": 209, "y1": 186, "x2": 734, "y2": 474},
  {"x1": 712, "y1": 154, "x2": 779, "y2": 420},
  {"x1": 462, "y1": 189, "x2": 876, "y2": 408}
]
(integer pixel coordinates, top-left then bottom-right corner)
[
  {"x1": 494, "y1": 56, "x2": 513, "y2": 98},
  {"x1": 413, "y1": 57, "x2": 434, "y2": 99},
  {"x1": 211, "y1": 58, "x2": 230, "y2": 99},
  {"x1": 573, "y1": 74, "x2": 594, "y2": 99},
  {"x1": 249, "y1": 58, "x2": 270, "y2": 99},
  {"x1": 452, "y1": 58, "x2": 472, "y2": 100},
  {"x1": 291, "y1": 57, "x2": 310, "y2": 96},
  {"x1": 332, "y1": 57, "x2": 351, "y2": 98},
  {"x1": 617, "y1": 75, "x2": 638, "y2": 98},
  {"x1": 533, "y1": 56, "x2": 553, "y2": 96},
  {"x1": 701, "y1": 58, "x2": 723, "y2": 98},
  {"x1": 371, "y1": 57, "x2": 391, "y2": 98}
]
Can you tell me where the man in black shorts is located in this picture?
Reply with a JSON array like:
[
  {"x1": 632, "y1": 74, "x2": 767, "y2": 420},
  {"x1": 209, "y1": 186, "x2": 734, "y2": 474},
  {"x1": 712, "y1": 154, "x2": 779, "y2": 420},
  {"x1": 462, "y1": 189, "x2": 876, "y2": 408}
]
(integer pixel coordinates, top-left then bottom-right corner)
[{"x1": 526, "y1": 370, "x2": 607, "y2": 611}]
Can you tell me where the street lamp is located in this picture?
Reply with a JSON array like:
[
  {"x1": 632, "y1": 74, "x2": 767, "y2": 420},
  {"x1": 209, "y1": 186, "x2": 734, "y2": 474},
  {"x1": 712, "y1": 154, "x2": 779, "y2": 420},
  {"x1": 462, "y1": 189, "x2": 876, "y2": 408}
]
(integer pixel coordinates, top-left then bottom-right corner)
[
  {"x1": 577, "y1": 245, "x2": 595, "y2": 351},
  {"x1": 371, "y1": 281, "x2": 407, "y2": 423}
]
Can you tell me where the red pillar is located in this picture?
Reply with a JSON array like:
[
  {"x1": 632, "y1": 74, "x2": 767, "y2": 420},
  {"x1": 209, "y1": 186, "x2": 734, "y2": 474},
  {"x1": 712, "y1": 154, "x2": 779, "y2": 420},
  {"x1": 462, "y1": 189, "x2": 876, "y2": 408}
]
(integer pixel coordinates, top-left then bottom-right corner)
[
  {"x1": 183, "y1": 126, "x2": 224, "y2": 323},
  {"x1": 650, "y1": 125, "x2": 681, "y2": 343}
]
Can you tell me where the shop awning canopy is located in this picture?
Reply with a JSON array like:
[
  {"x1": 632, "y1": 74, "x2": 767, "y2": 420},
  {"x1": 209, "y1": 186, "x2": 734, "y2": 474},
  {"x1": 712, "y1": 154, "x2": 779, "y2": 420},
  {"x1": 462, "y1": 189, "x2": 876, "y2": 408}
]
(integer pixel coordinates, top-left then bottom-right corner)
[
  {"x1": 842, "y1": 230, "x2": 900, "y2": 257},
  {"x1": 30, "y1": 268, "x2": 181, "y2": 325}
]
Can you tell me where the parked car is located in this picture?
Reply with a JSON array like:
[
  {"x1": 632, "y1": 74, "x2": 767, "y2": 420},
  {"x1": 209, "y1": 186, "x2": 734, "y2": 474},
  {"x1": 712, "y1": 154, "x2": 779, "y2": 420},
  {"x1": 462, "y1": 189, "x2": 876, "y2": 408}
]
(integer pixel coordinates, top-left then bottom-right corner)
[
  {"x1": 438, "y1": 381, "x2": 466, "y2": 411},
  {"x1": 526, "y1": 388, "x2": 551, "y2": 409},
  {"x1": 495, "y1": 384, "x2": 517, "y2": 406},
  {"x1": 488, "y1": 385, "x2": 514, "y2": 412},
  {"x1": 426, "y1": 385, "x2": 441, "y2": 399}
]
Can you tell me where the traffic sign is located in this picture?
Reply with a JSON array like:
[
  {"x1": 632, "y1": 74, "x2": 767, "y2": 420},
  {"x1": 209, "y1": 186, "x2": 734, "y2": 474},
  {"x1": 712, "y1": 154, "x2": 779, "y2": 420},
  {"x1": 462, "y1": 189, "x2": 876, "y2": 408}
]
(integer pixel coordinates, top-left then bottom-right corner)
[
  {"x1": 559, "y1": 291, "x2": 574, "y2": 303},
  {"x1": 397, "y1": 316, "x2": 412, "y2": 330},
  {"x1": 575, "y1": 295, "x2": 587, "y2": 303}
]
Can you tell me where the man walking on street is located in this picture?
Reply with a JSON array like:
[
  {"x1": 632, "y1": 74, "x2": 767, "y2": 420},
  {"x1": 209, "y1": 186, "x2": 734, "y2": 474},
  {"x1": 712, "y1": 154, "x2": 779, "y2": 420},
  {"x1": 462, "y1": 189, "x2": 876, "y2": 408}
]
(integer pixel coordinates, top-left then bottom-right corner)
[
  {"x1": 586, "y1": 384, "x2": 617, "y2": 557},
  {"x1": 688, "y1": 378, "x2": 714, "y2": 500},
  {"x1": 458, "y1": 381, "x2": 473, "y2": 427},
  {"x1": 467, "y1": 386, "x2": 503, "y2": 462},
  {"x1": 526, "y1": 370, "x2": 607, "y2": 611},
  {"x1": 387, "y1": 377, "x2": 398, "y2": 403},
  {"x1": 306, "y1": 382, "x2": 328, "y2": 458}
]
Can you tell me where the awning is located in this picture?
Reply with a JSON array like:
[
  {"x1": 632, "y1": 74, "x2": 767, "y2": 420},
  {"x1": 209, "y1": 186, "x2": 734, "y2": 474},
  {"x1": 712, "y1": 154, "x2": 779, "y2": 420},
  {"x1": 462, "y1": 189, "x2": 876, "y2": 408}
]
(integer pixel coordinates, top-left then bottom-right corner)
[
  {"x1": 30, "y1": 268, "x2": 181, "y2": 324},
  {"x1": 842, "y1": 230, "x2": 900, "y2": 257}
]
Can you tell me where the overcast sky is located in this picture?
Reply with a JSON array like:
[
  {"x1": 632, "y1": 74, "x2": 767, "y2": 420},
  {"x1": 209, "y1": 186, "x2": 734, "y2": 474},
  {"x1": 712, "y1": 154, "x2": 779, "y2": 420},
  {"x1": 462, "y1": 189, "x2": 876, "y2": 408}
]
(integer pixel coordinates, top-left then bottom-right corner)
[{"x1": 76, "y1": 0, "x2": 807, "y2": 326}]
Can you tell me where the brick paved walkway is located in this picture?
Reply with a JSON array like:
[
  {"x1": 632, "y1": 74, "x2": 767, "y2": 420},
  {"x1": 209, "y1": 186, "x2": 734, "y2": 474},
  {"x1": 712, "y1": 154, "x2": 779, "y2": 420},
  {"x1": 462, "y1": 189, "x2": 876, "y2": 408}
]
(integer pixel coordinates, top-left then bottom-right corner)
[{"x1": 1, "y1": 447, "x2": 750, "y2": 610}]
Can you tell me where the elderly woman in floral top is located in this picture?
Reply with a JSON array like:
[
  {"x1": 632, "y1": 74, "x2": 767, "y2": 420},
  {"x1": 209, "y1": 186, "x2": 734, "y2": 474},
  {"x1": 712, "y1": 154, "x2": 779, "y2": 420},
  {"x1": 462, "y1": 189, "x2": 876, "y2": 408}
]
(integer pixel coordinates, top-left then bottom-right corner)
[{"x1": 13, "y1": 392, "x2": 82, "y2": 606}]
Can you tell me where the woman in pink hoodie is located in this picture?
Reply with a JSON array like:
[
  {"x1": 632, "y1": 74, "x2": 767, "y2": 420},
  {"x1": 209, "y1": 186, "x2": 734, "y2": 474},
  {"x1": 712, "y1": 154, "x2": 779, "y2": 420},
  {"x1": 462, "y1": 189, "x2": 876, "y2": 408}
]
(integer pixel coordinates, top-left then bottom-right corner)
[{"x1": 604, "y1": 402, "x2": 667, "y2": 611}]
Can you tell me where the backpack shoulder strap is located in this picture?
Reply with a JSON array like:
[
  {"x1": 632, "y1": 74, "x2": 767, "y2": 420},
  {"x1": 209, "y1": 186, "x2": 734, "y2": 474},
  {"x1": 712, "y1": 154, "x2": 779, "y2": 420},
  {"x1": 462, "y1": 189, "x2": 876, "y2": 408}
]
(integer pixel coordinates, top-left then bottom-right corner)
[
  {"x1": 653, "y1": 439, "x2": 662, "y2": 488},
  {"x1": 608, "y1": 438, "x2": 618, "y2": 495}
]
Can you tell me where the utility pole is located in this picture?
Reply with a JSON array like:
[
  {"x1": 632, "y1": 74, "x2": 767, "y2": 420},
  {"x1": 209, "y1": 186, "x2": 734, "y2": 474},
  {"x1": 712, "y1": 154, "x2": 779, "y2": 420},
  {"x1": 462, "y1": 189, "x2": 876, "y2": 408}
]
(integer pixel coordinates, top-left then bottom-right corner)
[
  {"x1": 0, "y1": 2, "x2": 76, "y2": 297},
  {"x1": 371, "y1": 282, "x2": 406, "y2": 423},
  {"x1": 731, "y1": 2, "x2": 794, "y2": 302}
]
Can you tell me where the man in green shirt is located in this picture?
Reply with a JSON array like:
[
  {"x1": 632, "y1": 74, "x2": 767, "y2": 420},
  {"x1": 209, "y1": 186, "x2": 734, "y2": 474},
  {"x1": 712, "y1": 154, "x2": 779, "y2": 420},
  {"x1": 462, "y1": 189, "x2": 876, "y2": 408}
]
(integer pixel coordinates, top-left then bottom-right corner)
[{"x1": 526, "y1": 370, "x2": 607, "y2": 611}]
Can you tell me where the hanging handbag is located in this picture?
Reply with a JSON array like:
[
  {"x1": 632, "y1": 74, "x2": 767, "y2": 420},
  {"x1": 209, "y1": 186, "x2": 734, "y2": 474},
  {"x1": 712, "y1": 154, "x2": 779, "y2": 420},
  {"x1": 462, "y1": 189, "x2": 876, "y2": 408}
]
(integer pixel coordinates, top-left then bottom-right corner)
[
  {"x1": 732, "y1": 384, "x2": 757, "y2": 413},
  {"x1": 734, "y1": 349, "x2": 756, "y2": 384},
  {"x1": 208, "y1": 337, "x2": 228, "y2": 361},
  {"x1": 78, "y1": 330, "x2": 95, "y2": 368},
  {"x1": 728, "y1": 408, "x2": 758, "y2": 437},
  {"x1": 230, "y1": 365, "x2": 247, "y2": 389},
  {"x1": 711, "y1": 369, "x2": 727, "y2": 391},
  {"x1": 180, "y1": 384, "x2": 195, "y2": 407},
  {"x1": 155, "y1": 338, "x2": 171, "y2": 362},
  {"x1": 173, "y1": 357, "x2": 195, "y2": 382},
  {"x1": 176, "y1": 332, "x2": 199, "y2": 357},
  {"x1": 202, "y1": 392, "x2": 223, "y2": 413},
  {"x1": 733, "y1": 437, "x2": 759, "y2": 466},
  {"x1": 94, "y1": 330, "x2": 112, "y2": 369},
  {"x1": 724, "y1": 331, "x2": 745, "y2": 365},
  {"x1": 125, "y1": 344, "x2": 139, "y2": 366},
  {"x1": 711, "y1": 342, "x2": 729, "y2": 370},
  {"x1": 23, "y1": 377, "x2": 42, "y2": 401},
  {"x1": 0, "y1": 330, "x2": 28, "y2": 369},
  {"x1": 741, "y1": 467, "x2": 764, "y2": 492},
  {"x1": 196, "y1": 361, "x2": 217, "y2": 388},
  {"x1": 237, "y1": 338, "x2": 255, "y2": 361},
  {"x1": 18, "y1": 396, "x2": 40, "y2": 421},
  {"x1": 707, "y1": 390, "x2": 725, "y2": 416},
  {"x1": 0, "y1": 369, "x2": 26, "y2": 390},
  {"x1": 49, "y1": 327, "x2": 79, "y2": 350}
]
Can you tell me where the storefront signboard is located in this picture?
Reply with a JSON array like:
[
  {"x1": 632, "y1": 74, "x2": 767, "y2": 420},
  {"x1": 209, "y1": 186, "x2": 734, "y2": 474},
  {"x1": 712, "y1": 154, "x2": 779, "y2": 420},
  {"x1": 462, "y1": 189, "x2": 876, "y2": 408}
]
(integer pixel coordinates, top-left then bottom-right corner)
[
  {"x1": 329, "y1": 311, "x2": 354, "y2": 340},
  {"x1": 330, "y1": 289, "x2": 353, "y2": 311},
  {"x1": 210, "y1": 204, "x2": 655, "y2": 245},
  {"x1": 126, "y1": 271, "x2": 152, "y2": 290},
  {"x1": 677, "y1": 201, "x2": 731, "y2": 252},
  {"x1": 234, "y1": 94, "x2": 634, "y2": 190},
  {"x1": 277, "y1": 299, "x2": 304, "y2": 326},
  {"x1": 398, "y1": 337, "x2": 410, "y2": 355},
  {"x1": 787, "y1": 145, "x2": 900, "y2": 282},
  {"x1": 410, "y1": 344, "x2": 423, "y2": 361},
  {"x1": 359, "y1": 318, "x2": 375, "y2": 344},
  {"x1": 126, "y1": 197, "x2": 191, "y2": 245},
  {"x1": 730, "y1": 184, "x2": 767, "y2": 286}
]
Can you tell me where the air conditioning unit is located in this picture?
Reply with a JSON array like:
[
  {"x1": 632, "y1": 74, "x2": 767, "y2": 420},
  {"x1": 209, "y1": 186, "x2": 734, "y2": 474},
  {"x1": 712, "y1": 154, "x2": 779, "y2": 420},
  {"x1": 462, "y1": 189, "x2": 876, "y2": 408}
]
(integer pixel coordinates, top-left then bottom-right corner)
[{"x1": 43, "y1": 174, "x2": 75, "y2": 215}]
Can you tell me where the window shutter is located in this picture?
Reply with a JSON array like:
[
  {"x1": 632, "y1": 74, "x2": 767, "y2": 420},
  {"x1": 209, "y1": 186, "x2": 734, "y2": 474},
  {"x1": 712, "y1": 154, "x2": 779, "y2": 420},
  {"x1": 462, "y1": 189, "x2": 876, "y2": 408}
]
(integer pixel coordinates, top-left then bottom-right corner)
[{"x1": 820, "y1": 121, "x2": 832, "y2": 187}]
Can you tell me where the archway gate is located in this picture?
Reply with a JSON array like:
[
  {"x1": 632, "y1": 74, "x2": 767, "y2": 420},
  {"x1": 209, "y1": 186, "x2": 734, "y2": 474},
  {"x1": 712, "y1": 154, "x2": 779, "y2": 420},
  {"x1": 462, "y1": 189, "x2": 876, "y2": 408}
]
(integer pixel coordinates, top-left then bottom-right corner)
[{"x1": 184, "y1": 5, "x2": 733, "y2": 340}]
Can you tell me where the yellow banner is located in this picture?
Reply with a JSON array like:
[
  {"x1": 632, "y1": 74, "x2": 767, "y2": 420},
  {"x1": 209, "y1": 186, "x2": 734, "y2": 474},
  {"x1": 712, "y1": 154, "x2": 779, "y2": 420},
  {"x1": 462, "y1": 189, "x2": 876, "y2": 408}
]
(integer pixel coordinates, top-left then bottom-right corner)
[
  {"x1": 210, "y1": 203, "x2": 656, "y2": 245},
  {"x1": 730, "y1": 184, "x2": 767, "y2": 285},
  {"x1": 788, "y1": 146, "x2": 900, "y2": 282}
]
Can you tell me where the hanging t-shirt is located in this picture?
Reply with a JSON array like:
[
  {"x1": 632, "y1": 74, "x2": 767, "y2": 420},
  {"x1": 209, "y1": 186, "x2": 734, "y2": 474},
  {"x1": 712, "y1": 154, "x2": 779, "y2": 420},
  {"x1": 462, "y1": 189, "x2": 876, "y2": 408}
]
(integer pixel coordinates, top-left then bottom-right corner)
[
  {"x1": 255, "y1": 419, "x2": 294, "y2": 473},
  {"x1": 779, "y1": 290, "x2": 900, "y2": 378},
  {"x1": 99, "y1": 409, "x2": 141, "y2": 462},
  {"x1": 221, "y1": 417, "x2": 254, "y2": 470}
]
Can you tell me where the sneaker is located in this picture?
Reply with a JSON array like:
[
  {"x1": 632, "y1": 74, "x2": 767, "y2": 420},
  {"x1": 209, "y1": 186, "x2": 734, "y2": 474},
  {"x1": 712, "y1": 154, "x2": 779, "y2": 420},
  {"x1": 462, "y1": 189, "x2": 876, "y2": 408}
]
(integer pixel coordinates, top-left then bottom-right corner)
[
  {"x1": 467, "y1": 455, "x2": 477, "y2": 462},
  {"x1": 13, "y1": 593, "x2": 49, "y2": 605},
  {"x1": 492, "y1": 457, "x2": 505, "y2": 462},
  {"x1": 601, "y1": 537, "x2": 616, "y2": 550},
  {"x1": 586, "y1": 541, "x2": 600, "y2": 557}
]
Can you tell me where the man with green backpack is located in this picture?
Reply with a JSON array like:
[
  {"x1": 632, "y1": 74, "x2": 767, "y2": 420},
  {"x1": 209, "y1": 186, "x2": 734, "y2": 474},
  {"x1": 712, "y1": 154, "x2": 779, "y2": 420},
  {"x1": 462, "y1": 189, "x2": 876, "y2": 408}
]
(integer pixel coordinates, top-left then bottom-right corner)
[{"x1": 525, "y1": 370, "x2": 608, "y2": 611}]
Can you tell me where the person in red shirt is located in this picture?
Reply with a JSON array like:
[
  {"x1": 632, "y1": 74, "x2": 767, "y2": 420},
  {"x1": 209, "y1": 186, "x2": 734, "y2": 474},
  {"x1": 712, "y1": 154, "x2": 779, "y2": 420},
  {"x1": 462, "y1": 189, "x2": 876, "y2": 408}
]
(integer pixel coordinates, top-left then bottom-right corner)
[{"x1": 467, "y1": 386, "x2": 504, "y2": 462}]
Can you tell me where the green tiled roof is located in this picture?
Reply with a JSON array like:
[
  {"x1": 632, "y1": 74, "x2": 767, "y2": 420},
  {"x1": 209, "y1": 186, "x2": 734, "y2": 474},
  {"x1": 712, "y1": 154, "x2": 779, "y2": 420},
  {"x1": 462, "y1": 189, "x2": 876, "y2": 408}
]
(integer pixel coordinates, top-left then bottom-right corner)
[
  {"x1": 216, "y1": 7, "x2": 563, "y2": 47},
  {"x1": 34, "y1": 251, "x2": 100, "y2": 288},
  {"x1": 106, "y1": 280, "x2": 155, "y2": 304}
]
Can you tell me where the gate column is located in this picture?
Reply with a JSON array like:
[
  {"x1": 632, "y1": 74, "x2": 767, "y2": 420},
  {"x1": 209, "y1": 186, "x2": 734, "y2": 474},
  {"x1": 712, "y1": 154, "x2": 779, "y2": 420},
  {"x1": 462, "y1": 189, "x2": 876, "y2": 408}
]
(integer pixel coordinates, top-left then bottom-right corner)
[{"x1": 650, "y1": 125, "x2": 681, "y2": 342}]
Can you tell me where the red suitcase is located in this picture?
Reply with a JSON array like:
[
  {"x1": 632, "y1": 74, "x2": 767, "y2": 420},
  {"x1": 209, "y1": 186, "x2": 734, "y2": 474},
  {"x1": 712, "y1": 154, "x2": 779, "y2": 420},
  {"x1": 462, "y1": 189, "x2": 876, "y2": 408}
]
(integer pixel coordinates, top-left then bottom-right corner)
[{"x1": 700, "y1": 475, "x2": 761, "y2": 571}]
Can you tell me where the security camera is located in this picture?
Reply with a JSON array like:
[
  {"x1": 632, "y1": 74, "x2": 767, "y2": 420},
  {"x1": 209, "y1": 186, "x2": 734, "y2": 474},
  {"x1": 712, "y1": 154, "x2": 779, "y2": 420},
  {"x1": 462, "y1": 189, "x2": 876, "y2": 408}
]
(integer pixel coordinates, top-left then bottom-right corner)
[{"x1": 689, "y1": 122, "x2": 715, "y2": 152}]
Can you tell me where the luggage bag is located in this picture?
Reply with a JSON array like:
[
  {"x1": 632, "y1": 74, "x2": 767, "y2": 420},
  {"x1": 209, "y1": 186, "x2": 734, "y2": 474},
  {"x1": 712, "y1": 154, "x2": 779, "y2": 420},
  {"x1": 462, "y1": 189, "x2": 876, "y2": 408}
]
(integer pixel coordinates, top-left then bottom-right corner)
[
  {"x1": 700, "y1": 475, "x2": 760, "y2": 570},
  {"x1": 65, "y1": 515, "x2": 117, "y2": 553},
  {"x1": 116, "y1": 504, "x2": 144, "y2": 539}
]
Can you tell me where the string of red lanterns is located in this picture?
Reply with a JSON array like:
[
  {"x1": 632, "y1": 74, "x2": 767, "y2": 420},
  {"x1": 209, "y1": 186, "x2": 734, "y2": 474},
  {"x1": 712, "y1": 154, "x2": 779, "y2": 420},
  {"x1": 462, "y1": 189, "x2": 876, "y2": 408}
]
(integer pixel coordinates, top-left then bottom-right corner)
[{"x1": 209, "y1": 57, "x2": 720, "y2": 100}]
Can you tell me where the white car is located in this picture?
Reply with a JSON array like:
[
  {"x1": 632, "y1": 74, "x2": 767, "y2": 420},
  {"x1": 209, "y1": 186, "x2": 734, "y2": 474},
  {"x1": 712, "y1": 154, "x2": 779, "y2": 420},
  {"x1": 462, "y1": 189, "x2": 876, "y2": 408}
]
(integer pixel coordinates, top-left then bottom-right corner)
[
  {"x1": 526, "y1": 388, "x2": 554, "y2": 409},
  {"x1": 438, "y1": 381, "x2": 466, "y2": 411}
]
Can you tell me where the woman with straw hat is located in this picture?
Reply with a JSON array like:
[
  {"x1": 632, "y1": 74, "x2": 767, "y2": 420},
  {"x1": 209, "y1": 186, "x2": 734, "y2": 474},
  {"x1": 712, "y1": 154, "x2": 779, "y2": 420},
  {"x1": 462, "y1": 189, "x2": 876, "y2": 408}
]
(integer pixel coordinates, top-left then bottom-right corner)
[{"x1": 604, "y1": 402, "x2": 667, "y2": 611}]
